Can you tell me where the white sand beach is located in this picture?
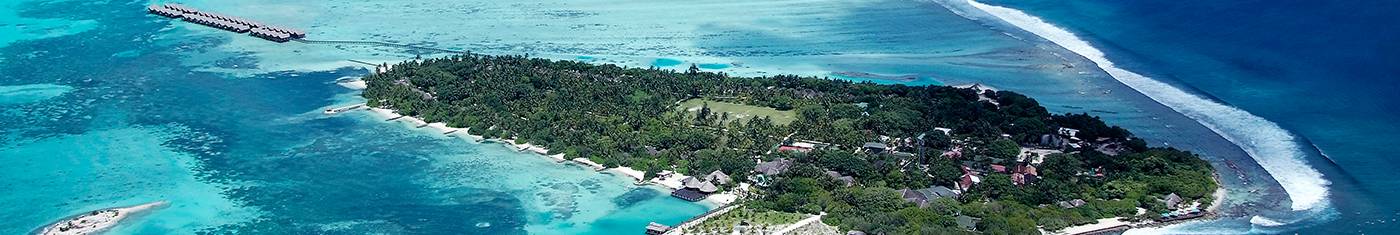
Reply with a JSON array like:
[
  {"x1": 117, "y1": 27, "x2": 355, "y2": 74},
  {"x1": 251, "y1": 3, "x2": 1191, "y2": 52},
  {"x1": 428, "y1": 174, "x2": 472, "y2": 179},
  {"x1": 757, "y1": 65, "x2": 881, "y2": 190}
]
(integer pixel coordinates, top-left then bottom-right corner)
[
  {"x1": 705, "y1": 192, "x2": 738, "y2": 205},
  {"x1": 1053, "y1": 217, "x2": 1131, "y2": 235},
  {"x1": 547, "y1": 154, "x2": 567, "y2": 162},
  {"x1": 610, "y1": 167, "x2": 646, "y2": 183},
  {"x1": 358, "y1": 106, "x2": 754, "y2": 215},
  {"x1": 40, "y1": 201, "x2": 167, "y2": 235},
  {"x1": 572, "y1": 158, "x2": 606, "y2": 171},
  {"x1": 650, "y1": 170, "x2": 689, "y2": 190}
]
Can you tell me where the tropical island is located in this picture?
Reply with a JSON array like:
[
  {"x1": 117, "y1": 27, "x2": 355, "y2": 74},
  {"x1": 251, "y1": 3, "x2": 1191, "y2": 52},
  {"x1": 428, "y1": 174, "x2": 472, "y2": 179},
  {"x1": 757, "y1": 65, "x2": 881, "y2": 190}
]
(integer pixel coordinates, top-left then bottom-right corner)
[{"x1": 362, "y1": 54, "x2": 1218, "y2": 234}]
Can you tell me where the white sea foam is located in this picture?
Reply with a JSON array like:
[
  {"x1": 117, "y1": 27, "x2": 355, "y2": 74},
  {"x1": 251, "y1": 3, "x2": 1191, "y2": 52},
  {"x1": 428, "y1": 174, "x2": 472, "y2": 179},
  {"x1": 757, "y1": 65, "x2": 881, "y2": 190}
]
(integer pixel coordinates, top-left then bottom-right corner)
[
  {"x1": 1250, "y1": 216, "x2": 1286, "y2": 226},
  {"x1": 962, "y1": 0, "x2": 1328, "y2": 211}
]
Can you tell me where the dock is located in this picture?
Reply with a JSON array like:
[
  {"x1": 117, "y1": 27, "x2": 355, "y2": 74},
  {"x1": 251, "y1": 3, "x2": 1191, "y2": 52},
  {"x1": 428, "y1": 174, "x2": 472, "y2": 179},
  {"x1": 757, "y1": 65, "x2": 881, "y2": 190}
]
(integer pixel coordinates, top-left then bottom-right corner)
[
  {"x1": 323, "y1": 103, "x2": 365, "y2": 115},
  {"x1": 146, "y1": 4, "x2": 305, "y2": 42}
]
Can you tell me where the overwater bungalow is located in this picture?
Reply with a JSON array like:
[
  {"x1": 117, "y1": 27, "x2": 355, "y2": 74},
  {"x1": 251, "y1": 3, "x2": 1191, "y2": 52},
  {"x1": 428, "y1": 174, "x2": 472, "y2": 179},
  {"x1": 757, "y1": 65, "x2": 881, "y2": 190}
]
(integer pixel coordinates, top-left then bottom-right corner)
[
  {"x1": 645, "y1": 222, "x2": 672, "y2": 235},
  {"x1": 671, "y1": 188, "x2": 706, "y2": 202},
  {"x1": 146, "y1": 5, "x2": 183, "y2": 18},
  {"x1": 147, "y1": 3, "x2": 304, "y2": 43}
]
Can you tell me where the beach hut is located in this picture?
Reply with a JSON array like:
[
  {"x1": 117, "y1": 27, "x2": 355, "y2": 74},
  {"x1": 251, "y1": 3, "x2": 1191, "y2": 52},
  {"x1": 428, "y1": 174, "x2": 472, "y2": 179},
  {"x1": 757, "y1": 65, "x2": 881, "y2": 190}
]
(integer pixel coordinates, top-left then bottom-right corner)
[
  {"x1": 698, "y1": 182, "x2": 718, "y2": 193},
  {"x1": 704, "y1": 170, "x2": 731, "y2": 185},
  {"x1": 681, "y1": 177, "x2": 704, "y2": 189}
]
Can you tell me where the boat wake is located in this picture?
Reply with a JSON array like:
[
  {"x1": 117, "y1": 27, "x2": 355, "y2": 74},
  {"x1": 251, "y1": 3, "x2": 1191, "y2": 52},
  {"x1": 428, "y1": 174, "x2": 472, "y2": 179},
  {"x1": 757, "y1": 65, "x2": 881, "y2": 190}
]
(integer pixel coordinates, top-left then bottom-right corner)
[{"x1": 949, "y1": 0, "x2": 1330, "y2": 220}]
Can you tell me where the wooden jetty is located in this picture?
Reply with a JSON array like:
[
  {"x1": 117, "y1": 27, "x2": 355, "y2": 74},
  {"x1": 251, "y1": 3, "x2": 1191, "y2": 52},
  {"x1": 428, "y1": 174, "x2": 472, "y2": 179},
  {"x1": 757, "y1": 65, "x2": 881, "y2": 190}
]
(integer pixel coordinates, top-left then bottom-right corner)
[
  {"x1": 323, "y1": 103, "x2": 365, "y2": 115},
  {"x1": 146, "y1": 3, "x2": 305, "y2": 42}
]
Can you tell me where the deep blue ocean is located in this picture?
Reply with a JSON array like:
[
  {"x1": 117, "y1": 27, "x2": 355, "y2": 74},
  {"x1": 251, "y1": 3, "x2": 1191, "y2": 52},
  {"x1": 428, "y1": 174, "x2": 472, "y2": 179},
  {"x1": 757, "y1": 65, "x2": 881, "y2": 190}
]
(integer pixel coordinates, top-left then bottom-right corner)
[{"x1": 980, "y1": 0, "x2": 1400, "y2": 233}]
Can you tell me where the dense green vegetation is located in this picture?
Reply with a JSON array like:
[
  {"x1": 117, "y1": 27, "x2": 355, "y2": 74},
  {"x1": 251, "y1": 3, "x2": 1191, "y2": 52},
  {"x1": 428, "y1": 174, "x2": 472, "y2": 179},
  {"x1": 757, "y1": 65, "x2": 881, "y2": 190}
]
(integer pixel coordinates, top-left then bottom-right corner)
[{"x1": 363, "y1": 54, "x2": 1218, "y2": 234}]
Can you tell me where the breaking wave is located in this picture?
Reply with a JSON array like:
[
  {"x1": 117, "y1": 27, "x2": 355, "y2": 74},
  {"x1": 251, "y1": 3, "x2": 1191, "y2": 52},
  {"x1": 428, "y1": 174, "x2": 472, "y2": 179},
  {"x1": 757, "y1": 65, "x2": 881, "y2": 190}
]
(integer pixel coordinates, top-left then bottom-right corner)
[{"x1": 958, "y1": 0, "x2": 1329, "y2": 212}]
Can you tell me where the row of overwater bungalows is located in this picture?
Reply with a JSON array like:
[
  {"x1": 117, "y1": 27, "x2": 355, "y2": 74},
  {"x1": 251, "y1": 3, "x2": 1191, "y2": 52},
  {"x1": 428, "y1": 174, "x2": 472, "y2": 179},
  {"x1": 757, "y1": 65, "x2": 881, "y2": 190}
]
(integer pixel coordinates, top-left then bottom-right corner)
[{"x1": 146, "y1": 4, "x2": 305, "y2": 42}]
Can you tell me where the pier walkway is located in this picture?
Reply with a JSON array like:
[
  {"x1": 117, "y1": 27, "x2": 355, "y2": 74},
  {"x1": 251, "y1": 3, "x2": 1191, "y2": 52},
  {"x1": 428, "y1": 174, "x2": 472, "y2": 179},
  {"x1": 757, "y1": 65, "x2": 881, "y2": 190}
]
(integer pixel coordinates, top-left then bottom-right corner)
[
  {"x1": 323, "y1": 103, "x2": 365, "y2": 115},
  {"x1": 295, "y1": 39, "x2": 466, "y2": 54}
]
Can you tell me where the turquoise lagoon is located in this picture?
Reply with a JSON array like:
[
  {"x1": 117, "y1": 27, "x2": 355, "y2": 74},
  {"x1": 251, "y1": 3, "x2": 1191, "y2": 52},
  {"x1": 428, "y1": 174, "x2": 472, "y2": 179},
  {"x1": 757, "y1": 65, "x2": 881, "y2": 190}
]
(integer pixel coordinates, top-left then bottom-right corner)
[
  {"x1": 0, "y1": 0, "x2": 707, "y2": 234},
  {"x1": 1, "y1": 0, "x2": 1358, "y2": 234}
]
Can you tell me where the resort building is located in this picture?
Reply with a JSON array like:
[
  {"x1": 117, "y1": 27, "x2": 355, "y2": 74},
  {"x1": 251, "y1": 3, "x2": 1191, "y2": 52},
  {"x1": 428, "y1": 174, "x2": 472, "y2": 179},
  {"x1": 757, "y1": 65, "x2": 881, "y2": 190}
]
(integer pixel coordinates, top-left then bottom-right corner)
[
  {"x1": 146, "y1": 3, "x2": 305, "y2": 43},
  {"x1": 645, "y1": 222, "x2": 672, "y2": 235},
  {"x1": 1163, "y1": 193, "x2": 1183, "y2": 210},
  {"x1": 899, "y1": 186, "x2": 960, "y2": 207},
  {"x1": 825, "y1": 171, "x2": 855, "y2": 187},
  {"x1": 862, "y1": 142, "x2": 889, "y2": 153}
]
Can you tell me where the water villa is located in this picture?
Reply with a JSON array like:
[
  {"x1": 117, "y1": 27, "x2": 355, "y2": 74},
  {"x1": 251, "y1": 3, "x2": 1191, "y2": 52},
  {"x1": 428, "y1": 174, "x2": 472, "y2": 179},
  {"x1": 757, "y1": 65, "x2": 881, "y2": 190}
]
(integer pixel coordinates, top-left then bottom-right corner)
[
  {"x1": 645, "y1": 222, "x2": 672, "y2": 235},
  {"x1": 146, "y1": 4, "x2": 305, "y2": 42}
]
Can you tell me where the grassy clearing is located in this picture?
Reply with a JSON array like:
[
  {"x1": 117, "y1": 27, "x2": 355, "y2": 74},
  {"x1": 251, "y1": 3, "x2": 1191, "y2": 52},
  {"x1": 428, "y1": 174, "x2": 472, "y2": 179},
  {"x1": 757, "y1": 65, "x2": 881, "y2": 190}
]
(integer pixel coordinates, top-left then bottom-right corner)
[{"x1": 677, "y1": 99, "x2": 796, "y2": 125}]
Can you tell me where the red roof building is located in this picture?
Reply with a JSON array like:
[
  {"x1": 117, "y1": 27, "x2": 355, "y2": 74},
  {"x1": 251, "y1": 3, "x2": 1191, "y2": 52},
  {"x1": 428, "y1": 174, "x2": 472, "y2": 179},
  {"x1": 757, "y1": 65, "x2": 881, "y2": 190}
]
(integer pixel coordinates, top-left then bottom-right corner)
[{"x1": 777, "y1": 145, "x2": 811, "y2": 153}]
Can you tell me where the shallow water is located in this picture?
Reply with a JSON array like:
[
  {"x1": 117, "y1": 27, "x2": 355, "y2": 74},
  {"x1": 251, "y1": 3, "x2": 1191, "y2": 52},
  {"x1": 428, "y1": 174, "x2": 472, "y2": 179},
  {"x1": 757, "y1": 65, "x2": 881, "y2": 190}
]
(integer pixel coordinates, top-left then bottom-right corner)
[
  {"x1": 0, "y1": 0, "x2": 707, "y2": 234},
  {"x1": 3, "y1": 0, "x2": 1361, "y2": 233}
]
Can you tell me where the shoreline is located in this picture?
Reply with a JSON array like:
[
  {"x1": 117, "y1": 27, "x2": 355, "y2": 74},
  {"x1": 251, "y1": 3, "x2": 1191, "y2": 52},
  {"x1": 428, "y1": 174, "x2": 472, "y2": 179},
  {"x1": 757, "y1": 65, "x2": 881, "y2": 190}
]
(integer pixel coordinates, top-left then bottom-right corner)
[
  {"x1": 1051, "y1": 175, "x2": 1228, "y2": 235},
  {"x1": 37, "y1": 201, "x2": 168, "y2": 235},
  {"x1": 354, "y1": 105, "x2": 732, "y2": 207},
  {"x1": 960, "y1": 0, "x2": 1326, "y2": 214}
]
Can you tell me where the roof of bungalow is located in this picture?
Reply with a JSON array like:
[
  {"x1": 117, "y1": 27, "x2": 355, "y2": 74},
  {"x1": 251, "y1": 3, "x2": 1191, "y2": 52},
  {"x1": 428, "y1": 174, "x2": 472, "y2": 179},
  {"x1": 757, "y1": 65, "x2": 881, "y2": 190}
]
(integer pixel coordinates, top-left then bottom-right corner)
[
  {"x1": 755, "y1": 158, "x2": 793, "y2": 176},
  {"x1": 899, "y1": 188, "x2": 928, "y2": 204},
  {"x1": 1164, "y1": 193, "x2": 1183, "y2": 209},
  {"x1": 958, "y1": 173, "x2": 980, "y2": 191},
  {"x1": 862, "y1": 142, "x2": 888, "y2": 150},
  {"x1": 705, "y1": 170, "x2": 731, "y2": 185},
  {"x1": 698, "y1": 182, "x2": 719, "y2": 193},
  {"x1": 826, "y1": 171, "x2": 855, "y2": 187},
  {"x1": 990, "y1": 164, "x2": 1007, "y2": 173},
  {"x1": 777, "y1": 145, "x2": 809, "y2": 152},
  {"x1": 681, "y1": 177, "x2": 704, "y2": 189},
  {"x1": 956, "y1": 215, "x2": 980, "y2": 231},
  {"x1": 646, "y1": 222, "x2": 672, "y2": 234},
  {"x1": 918, "y1": 186, "x2": 960, "y2": 200}
]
